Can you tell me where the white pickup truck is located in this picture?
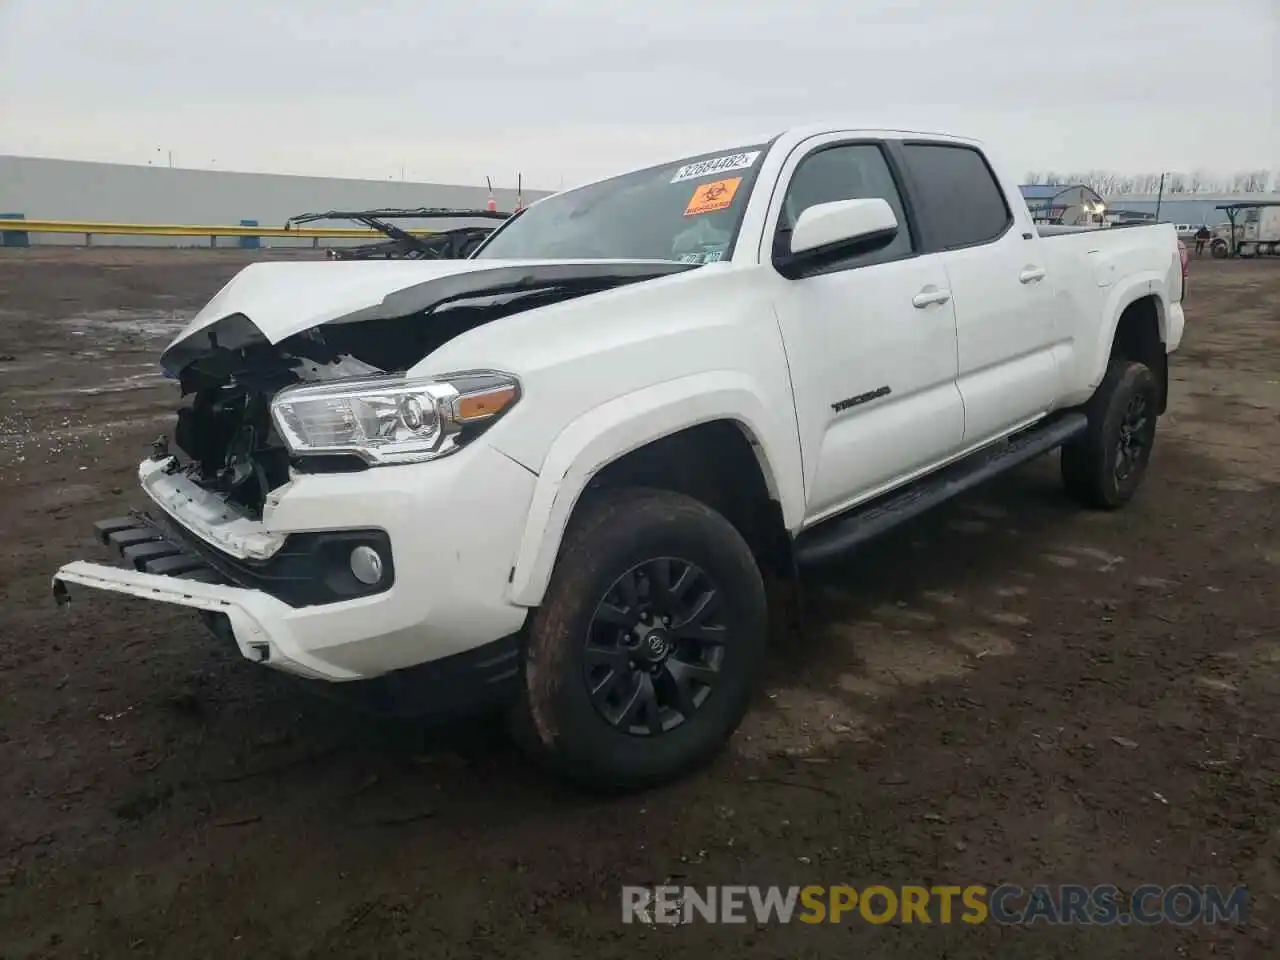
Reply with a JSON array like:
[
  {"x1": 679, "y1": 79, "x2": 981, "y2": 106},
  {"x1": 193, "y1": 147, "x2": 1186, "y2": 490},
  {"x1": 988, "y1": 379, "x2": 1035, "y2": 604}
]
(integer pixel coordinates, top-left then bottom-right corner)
[{"x1": 54, "y1": 124, "x2": 1185, "y2": 791}]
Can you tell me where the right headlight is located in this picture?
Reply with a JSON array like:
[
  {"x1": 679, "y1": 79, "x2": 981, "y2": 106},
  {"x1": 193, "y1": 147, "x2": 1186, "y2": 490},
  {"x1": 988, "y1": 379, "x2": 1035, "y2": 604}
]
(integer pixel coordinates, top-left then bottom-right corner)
[{"x1": 269, "y1": 370, "x2": 520, "y2": 466}]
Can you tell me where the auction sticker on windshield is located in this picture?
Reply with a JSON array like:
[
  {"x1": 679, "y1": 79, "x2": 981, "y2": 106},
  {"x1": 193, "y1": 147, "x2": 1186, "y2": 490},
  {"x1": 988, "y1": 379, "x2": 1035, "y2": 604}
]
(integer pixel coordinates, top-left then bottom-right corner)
[
  {"x1": 670, "y1": 151, "x2": 761, "y2": 183},
  {"x1": 684, "y1": 178, "x2": 742, "y2": 216}
]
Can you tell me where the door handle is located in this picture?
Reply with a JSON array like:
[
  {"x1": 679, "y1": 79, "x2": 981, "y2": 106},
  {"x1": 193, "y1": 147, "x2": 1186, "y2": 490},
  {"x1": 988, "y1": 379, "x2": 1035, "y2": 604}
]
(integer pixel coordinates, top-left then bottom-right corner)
[
  {"x1": 1019, "y1": 266, "x2": 1046, "y2": 284},
  {"x1": 912, "y1": 287, "x2": 952, "y2": 308}
]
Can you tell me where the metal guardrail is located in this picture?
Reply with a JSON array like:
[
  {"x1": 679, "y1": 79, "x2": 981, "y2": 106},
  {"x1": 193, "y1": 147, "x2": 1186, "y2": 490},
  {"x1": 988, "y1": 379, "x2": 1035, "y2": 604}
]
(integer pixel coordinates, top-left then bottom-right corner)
[{"x1": 0, "y1": 217, "x2": 444, "y2": 248}]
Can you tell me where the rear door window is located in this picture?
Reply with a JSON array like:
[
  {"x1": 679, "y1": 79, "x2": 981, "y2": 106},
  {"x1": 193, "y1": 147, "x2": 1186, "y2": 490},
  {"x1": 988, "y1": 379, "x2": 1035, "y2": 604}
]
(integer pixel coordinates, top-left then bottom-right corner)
[{"x1": 901, "y1": 144, "x2": 1012, "y2": 250}]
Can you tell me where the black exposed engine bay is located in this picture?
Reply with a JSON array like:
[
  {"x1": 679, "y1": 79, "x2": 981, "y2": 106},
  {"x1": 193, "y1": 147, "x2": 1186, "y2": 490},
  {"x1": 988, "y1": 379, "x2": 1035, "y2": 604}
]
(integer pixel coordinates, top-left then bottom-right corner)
[
  {"x1": 170, "y1": 338, "x2": 359, "y2": 519},
  {"x1": 165, "y1": 281, "x2": 633, "y2": 517}
]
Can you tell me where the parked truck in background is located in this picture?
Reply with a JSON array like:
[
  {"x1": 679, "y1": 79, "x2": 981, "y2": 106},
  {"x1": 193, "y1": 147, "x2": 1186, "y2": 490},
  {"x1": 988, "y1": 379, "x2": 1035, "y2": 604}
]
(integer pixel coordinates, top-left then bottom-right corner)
[
  {"x1": 53, "y1": 124, "x2": 1186, "y2": 791},
  {"x1": 1210, "y1": 203, "x2": 1280, "y2": 258}
]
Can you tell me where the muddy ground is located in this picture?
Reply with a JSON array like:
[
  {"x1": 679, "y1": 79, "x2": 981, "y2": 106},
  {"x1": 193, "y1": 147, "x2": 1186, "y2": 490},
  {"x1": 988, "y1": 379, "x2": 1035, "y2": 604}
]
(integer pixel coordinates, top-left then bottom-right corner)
[{"x1": 0, "y1": 248, "x2": 1277, "y2": 958}]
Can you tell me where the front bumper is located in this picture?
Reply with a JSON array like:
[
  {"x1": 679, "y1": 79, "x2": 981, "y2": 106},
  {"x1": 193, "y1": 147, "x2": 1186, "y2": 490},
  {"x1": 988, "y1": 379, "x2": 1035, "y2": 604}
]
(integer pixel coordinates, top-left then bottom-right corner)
[{"x1": 51, "y1": 443, "x2": 538, "y2": 684}]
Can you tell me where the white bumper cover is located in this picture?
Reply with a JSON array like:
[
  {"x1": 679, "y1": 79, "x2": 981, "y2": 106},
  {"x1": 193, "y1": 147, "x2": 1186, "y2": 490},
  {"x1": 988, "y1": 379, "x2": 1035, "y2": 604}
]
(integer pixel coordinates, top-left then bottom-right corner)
[{"x1": 52, "y1": 443, "x2": 537, "y2": 682}]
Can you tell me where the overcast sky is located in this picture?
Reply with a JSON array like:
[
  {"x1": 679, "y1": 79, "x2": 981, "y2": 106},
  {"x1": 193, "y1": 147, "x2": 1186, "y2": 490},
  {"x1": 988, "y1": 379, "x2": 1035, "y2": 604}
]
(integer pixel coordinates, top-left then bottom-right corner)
[{"x1": 1, "y1": 0, "x2": 1275, "y2": 190}]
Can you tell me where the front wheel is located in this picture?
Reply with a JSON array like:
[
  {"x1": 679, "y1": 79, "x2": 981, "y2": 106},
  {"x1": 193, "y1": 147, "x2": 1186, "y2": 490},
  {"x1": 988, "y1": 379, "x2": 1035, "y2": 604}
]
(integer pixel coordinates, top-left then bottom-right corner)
[
  {"x1": 1061, "y1": 360, "x2": 1159, "y2": 509},
  {"x1": 508, "y1": 488, "x2": 768, "y2": 792}
]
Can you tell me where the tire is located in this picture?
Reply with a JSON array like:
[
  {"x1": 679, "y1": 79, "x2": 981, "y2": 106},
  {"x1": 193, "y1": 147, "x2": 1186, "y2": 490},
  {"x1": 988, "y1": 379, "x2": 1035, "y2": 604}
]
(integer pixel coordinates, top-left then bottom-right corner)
[
  {"x1": 508, "y1": 487, "x2": 768, "y2": 792},
  {"x1": 1060, "y1": 360, "x2": 1159, "y2": 509}
]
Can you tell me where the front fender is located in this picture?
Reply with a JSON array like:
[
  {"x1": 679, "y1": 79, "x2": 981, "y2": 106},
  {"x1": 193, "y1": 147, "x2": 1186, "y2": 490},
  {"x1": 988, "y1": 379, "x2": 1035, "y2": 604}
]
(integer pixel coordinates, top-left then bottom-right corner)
[{"x1": 502, "y1": 371, "x2": 804, "y2": 607}]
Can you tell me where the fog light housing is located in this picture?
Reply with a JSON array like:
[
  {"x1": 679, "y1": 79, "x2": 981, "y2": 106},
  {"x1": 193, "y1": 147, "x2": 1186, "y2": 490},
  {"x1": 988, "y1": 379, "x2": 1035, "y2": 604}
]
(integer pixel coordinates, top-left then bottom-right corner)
[{"x1": 349, "y1": 545, "x2": 384, "y2": 585}]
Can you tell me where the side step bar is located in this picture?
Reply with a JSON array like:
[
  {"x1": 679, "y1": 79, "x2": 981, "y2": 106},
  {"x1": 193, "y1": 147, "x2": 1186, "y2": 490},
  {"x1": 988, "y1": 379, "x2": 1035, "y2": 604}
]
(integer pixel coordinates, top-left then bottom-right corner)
[{"x1": 794, "y1": 412, "x2": 1088, "y2": 565}]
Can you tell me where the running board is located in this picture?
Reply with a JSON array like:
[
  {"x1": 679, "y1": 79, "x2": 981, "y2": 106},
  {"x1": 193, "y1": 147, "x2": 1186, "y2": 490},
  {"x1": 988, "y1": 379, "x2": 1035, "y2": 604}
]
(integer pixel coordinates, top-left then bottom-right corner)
[{"x1": 794, "y1": 413, "x2": 1088, "y2": 565}]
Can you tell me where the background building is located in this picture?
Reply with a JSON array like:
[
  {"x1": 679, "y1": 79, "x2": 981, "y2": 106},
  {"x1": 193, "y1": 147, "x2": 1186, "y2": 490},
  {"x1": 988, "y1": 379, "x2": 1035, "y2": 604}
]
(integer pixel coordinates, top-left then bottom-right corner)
[
  {"x1": 1018, "y1": 184, "x2": 1106, "y2": 225},
  {"x1": 0, "y1": 155, "x2": 553, "y2": 247},
  {"x1": 1099, "y1": 193, "x2": 1280, "y2": 232}
]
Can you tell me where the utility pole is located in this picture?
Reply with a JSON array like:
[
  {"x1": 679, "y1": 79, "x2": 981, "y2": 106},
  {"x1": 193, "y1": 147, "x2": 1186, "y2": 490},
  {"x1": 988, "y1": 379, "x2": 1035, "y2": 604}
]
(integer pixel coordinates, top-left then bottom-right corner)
[{"x1": 1154, "y1": 172, "x2": 1166, "y2": 222}]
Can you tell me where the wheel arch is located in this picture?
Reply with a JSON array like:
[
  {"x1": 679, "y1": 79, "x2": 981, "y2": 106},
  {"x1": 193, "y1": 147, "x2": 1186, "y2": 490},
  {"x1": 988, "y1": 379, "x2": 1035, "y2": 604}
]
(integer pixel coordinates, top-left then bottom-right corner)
[
  {"x1": 503, "y1": 372, "x2": 804, "y2": 608},
  {"x1": 1089, "y1": 286, "x2": 1170, "y2": 414}
]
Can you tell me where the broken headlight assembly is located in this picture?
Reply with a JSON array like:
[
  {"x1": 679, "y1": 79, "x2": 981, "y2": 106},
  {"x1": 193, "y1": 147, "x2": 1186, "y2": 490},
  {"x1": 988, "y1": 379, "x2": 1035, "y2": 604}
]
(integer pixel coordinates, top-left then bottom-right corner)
[{"x1": 269, "y1": 371, "x2": 520, "y2": 466}]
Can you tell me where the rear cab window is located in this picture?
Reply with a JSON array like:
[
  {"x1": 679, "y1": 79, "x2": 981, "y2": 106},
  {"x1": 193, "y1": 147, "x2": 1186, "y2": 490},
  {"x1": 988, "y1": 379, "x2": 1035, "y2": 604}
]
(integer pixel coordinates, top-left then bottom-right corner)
[{"x1": 900, "y1": 143, "x2": 1013, "y2": 250}]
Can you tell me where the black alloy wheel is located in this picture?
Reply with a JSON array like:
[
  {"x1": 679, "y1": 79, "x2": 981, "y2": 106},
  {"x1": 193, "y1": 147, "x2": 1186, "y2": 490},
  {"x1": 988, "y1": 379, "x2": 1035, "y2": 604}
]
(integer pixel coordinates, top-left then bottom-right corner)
[
  {"x1": 507, "y1": 487, "x2": 769, "y2": 792},
  {"x1": 583, "y1": 558, "x2": 725, "y2": 736},
  {"x1": 1114, "y1": 392, "x2": 1151, "y2": 484},
  {"x1": 1061, "y1": 360, "x2": 1159, "y2": 509}
]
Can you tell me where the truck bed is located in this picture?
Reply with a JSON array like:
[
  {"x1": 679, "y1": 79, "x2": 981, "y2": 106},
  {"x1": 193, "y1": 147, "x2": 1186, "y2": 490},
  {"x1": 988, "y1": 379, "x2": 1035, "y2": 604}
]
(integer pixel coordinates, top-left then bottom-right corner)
[{"x1": 1035, "y1": 222, "x2": 1169, "y2": 237}]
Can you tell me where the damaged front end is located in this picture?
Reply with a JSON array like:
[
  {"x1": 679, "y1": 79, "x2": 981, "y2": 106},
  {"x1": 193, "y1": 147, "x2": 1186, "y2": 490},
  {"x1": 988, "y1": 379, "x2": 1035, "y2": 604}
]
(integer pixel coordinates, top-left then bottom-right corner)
[
  {"x1": 151, "y1": 259, "x2": 696, "y2": 520},
  {"x1": 55, "y1": 257, "x2": 695, "y2": 608},
  {"x1": 50, "y1": 257, "x2": 697, "y2": 685},
  {"x1": 164, "y1": 339, "x2": 384, "y2": 521}
]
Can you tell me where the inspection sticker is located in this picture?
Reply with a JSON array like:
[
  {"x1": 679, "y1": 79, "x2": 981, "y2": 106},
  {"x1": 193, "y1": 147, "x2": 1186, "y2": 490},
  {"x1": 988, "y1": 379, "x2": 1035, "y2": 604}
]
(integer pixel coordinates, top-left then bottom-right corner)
[
  {"x1": 670, "y1": 150, "x2": 760, "y2": 183},
  {"x1": 684, "y1": 177, "x2": 742, "y2": 216},
  {"x1": 679, "y1": 249, "x2": 726, "y2": 263}
]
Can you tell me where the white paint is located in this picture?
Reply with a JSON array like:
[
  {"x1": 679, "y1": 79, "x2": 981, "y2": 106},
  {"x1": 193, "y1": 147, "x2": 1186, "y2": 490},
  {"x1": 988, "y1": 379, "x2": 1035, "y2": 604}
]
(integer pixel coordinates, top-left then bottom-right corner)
[{"x1": 54, "y1": 121, "x2": 1186, "y2": 687}]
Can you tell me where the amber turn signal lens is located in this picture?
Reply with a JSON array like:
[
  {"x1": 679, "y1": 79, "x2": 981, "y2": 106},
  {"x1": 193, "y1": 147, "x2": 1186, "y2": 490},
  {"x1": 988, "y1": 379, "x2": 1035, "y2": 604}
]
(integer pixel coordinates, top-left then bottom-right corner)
[{"x1": 453, "y1": 385, "x2": 518, "y2": 422}]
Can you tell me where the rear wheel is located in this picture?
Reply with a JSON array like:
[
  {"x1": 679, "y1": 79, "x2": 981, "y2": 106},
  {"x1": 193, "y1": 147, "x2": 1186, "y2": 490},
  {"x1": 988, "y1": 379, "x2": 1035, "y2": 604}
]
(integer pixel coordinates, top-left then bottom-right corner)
[
  {"x1": 508, "y1": 488, "x2": 768, "y2": 792},
  {"x1": 1061, "y1": 360, "x2": 1159, "y2": 509}
]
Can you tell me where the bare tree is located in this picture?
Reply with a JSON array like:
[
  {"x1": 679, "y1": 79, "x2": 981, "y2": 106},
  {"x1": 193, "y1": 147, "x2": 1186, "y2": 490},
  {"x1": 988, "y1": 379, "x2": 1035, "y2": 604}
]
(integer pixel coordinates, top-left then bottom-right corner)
[
  {"x1": 1241, "y1": 169, "x2": 1270, "y2": 192},
  {"x1": 1021, "y1": 165, "x2": 1275, "y2": 195}
]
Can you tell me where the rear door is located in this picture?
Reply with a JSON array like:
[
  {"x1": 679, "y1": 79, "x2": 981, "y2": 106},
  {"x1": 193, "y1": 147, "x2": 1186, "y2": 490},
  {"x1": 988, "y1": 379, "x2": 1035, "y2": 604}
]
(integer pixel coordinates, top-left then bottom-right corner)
[
  {"x1": 763, "y1": 136, "x2": 966, "y2": 524},
  {"x1": 897, "y1": 141, "x2": 1060, "y2": 446}
]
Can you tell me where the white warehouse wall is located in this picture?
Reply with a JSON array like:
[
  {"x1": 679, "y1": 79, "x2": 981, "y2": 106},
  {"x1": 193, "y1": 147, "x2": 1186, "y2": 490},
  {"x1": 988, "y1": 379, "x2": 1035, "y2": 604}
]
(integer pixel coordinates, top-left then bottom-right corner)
[{"x1": 0, "y1": 155, "x2": 555, "y2": 247}]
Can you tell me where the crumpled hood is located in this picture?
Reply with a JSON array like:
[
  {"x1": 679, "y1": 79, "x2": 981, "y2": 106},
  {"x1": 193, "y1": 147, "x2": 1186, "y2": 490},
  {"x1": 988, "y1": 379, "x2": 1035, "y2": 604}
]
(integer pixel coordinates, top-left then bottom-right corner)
[{"x1": 159, "y1": 257, "x2": 695, "y2": 375}]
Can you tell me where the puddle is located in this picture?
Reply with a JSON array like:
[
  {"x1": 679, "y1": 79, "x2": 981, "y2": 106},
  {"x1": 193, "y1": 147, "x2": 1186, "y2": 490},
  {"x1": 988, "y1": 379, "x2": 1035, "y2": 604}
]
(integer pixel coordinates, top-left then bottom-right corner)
[
  {"x1": 58, "y1": 309, "x2": 191, "y2": 341},
  {"x1": 73, "y1": 371, "x2": 169, "y2": 395},
  {"x1": 15, "y1": 370, "x2": 171, "y2": 399}
]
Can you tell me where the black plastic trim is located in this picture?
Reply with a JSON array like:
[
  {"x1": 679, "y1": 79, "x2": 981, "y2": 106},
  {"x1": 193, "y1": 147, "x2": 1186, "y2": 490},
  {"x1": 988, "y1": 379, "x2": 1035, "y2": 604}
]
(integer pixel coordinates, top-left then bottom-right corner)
[
  {"x1": 202, "y1": 621, "x2": 526, "y2": 720},
  {"x1": 794, "y1": 412, "x2": 1088, "y2": 565},
  {"x1": 329, "y1": 631, "x2": 523, "y2": 719},
  {"x1": 290, "y1": 454, "x2": 370, "y2": 475},
  {"x1": 92, "y1": 512, "x2": 396, "y2": 608},
  {"x1": 149, "y1": 511, "x2": 395, "y2": 608}
]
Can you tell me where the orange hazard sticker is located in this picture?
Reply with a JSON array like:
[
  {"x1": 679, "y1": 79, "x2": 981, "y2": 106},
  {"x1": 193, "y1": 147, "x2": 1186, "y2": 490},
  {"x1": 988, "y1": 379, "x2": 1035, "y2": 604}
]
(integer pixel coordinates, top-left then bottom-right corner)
[{"x1": 684, "y1": 177, "x2": 742, "y2": 216}]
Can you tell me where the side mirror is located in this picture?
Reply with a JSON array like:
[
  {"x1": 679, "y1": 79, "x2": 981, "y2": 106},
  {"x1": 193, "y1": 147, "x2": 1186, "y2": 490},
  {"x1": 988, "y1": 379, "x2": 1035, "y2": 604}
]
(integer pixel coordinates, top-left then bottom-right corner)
[{"x1": 775, "y1": 197, "x2": 899, "y2": 278}]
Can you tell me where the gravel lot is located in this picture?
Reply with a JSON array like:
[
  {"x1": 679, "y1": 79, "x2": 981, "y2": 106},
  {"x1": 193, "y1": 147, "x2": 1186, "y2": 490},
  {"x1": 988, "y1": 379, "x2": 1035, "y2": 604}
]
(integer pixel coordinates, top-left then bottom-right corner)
[{"x1": 1, "y1": 249, "x2": 1277, "y2": 959}]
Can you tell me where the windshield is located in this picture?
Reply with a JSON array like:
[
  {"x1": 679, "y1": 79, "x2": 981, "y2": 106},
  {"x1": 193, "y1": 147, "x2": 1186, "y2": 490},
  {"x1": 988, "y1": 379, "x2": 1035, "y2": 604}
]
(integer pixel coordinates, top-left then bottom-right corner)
[{"x1": 473, "y1": 142, "x2": 772, "y2": 264}]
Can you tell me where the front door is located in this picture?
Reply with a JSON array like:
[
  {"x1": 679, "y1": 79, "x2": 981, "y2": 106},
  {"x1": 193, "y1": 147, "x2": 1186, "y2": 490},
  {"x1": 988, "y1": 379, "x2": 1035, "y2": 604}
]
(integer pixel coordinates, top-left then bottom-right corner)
[{"x1": 763, "y1": 138, "x2": 966, "y2": 525}]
